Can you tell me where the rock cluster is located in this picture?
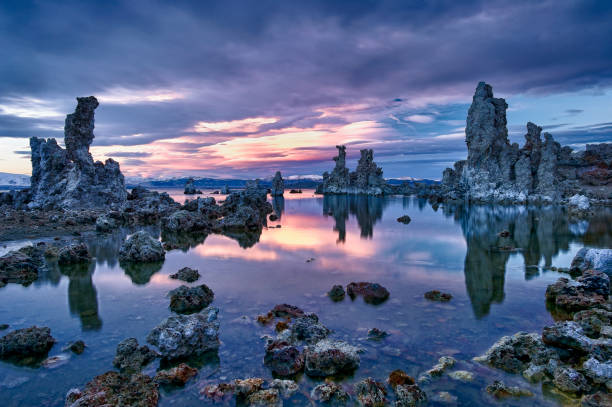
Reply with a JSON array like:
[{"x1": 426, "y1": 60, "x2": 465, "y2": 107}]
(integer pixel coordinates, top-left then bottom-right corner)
[
  {"x1": 28, "y1": 97, "x2": 127, "y2": 209},
  {"x1": 440, "y1": 82, "x2": 612, "y2": 204},
  {"x1": 113, "y1": 337, "x2": 157, "y2": 373},
  {"x1": 270, "y1": 171, "x2": 284, "y2": 196},
  {"x1": 0, "y1": 245, "x2": 46, "y2": 287},
  {"x1": 0, "y1": 326, "x2": 55, "y2": 361},
  {"x1": 316, "y1": 146, "x2": 391, "y2": 195},
  {"x1": 146, "y1": 306, "x2": 220, "y2": 360},
  {"x1": 66, "y1": 371, "x2": 159, "y2": 407},
  {"x1": 475, "y1": 256, "x2": 612, "y2": 399}
]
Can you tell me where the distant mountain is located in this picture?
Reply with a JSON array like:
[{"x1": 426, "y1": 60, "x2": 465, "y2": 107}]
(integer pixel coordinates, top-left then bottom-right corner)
[
  {"x1": 127, "y1": 175, "x2": 439, "y2": 189},
  {"x1": 0, "y1": 172, "x2": 30, "y2": 189}
]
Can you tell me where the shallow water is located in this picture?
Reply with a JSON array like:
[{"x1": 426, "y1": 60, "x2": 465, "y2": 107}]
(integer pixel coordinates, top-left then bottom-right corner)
[{"x1": 1, "y1": 190, "x2": 610, "y2": 406}]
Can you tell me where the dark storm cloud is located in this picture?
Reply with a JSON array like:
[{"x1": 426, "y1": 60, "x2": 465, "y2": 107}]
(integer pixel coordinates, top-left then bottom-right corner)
[{"x1": 1, "y1": 0, "x2": 611, "y2": 178}]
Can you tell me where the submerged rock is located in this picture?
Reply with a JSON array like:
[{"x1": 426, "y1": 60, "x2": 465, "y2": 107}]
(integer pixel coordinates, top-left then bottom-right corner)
[
  {"x1": 328, "y1": 285, "x2": 345, "y2": 301},
  {"x1": 424, "y1": 290, "x2": 452, "y2": 302},
  {"x1": 113, "y1": 338, "x2": 157, "y2": 373},
  {"x1": 169, "y1": 267, "x2": 200, "y2": 282},
  {"x1": 553, "y1": 366, "x2": 590, "y2": 394},
  {"x1": 346, "y1": 282, "x2": 390, "y2": 304},
  {"x1": 0, "y1": 326, "x2": 55, "y2": 360},
  {"x1": 153, "y1": 363, "x2": 198, "y2": 386},
  {"x1": 581, "y1": 392, "x2": 612, "y2": 407},
  {"x1": 146, "y1": 307, "x2": 219, "y2": 360},
  {"x1": 66, "y1": 340, "x2": 85, "y2": 355},
  {"x1": 304, "y1": 339, "x2": 360, "y2": 377},
  {"x1": 394, "y1": 383, "x2": 426, "y2": 406},
  {"x1": 65, "y1": 371, "x2": 158, "y2": 407},
  {"x1": 269, "y1": 379, "x2": 299, "y2": 397},
  {"x1": 270, "y1": 171, "x2": 284, "y2": 196},
  {"x1": 271, "y1": 304, "x2": 305, "y2": 318},
  {"x1": 388, "y1": 370, "x2": 415, "y2": 388},
  {"x1": 418, "y1": 356, "x2": 456, "y2": 383},
  {"x1": 367, "y1": 328, "x2": 389, "y2": 341},
  {"x1": 485, "y1": 380, "x2": 533, "y2": 398},
  {"x1": 311, "y1": 382, "x2": 350, "y2": 405},
  {"x1": 264, "y1": 340, "x2": 304, "y2": 376},
  {"x1": 57, "y1": 242, "x2": 91, "y2": 265},
  {"x1": 246, "y1": 388, "x2": 281, "y2": 407},
  {"x1": 168, "y1": 284, "x2": 215, "y2": 314},
  {"x1": 289, "y1": 314, "x2": 330, "y2": 344},
  {"x1": 354, "y1": 377, "x2": 387, "y2": 407},
  {"x1": 119, "y1": 231, "x2": 165, "y2": 262},
  {"x1": 29, "y1": 96, "x2": 127, "y2": 210}
]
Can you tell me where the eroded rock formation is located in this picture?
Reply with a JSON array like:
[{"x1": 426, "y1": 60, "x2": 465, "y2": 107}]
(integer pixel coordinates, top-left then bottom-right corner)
[
  {"x1": 29, "y1": 97, "x2": 127, "y2": 209},
  {"x1": 440, "y1": 82, "x2": 612, "y2": 203},
  {"x1": 316, "y1": 146, "x2": 391, "y2": 195},
  {"x1": 270, "y1": 171, "x2": 284, "y2": 196}
]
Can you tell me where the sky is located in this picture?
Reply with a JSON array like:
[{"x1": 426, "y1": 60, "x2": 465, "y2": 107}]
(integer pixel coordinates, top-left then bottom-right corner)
[{"x1": 0, "y1": 0, "x2": 611, "y2": 180}]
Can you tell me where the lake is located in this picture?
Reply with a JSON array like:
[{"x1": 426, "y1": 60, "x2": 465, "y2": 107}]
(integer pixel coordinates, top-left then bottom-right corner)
[{"x1": 1, "y1": 190, "x2": 610, "y2": 406}]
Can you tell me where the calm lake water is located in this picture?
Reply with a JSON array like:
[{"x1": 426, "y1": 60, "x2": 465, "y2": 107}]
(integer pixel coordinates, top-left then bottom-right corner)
[{"x1": 1, "y1": 190, "x2": 610, "y2": 406}]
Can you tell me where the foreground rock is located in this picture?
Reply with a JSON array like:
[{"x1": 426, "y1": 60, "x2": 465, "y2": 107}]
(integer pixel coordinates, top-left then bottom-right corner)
[
  {"x1": 311, "y1": 382, "x2": 350, "y2": 405},
  {"x1": 316, "y1": 146, "x2": 391, "y2": 195},
  {"x1": 546, "y1": 270, "x2": 609, "y2": 313},
  {"x1": 113, "y1": 338, "x2": 157, "y2": 373},
  {"x1": 0, "y1": 246, "x2": 45, "y2": 286},
  {"x1": 270, "y1": 171, "x2": 284, "y2": 196},
  {"x1": 119, "y1": 231, "x2": 165, "y2": 262},
  {"x1": 146, "y1": 307, "x2": 219, "y2": 360},
  {"x1": 328, "y1": 285, "x2": 345, "y2": 301},
  {"x1": 65, "y1": 371, "x2": 158, "y2": 407},
  {"x1": 153, "y1": 363, "x2": 198, "y2": 386},
  {"x1": 571, "y1": 248, "x2": 612, "y2": 277},
  {"x1": 263, "y1": 340, "x2": 304, "y2": 376},
  {"x1": 168, "y1": 284, "x2": 215, "y2": 314},
  {"x1": 57, "y1": 242, "x2": 91, "y2": 265},
  {"x1": 28, "y1": 96, "x2": 127, "y2": 210},
  {"x1": 439, "y1": 82, "x2": 612, "y2": 203},
  {"x1": 169, "y1": 267, "x2": 200, "y2": 282},
  {"x1": 304, "y1": 339, "x2": 360, "y2": 377},
  {"x1": 354, "y1": 378, "x2": 387, "y2": 407},
  {"x1": 346, "y1": 282, "x2": 390, "y2": 304},
  {"x1": 0, "y1": 326, "x2": 55, "y2": 361},
  {"x1": 485, "y1": 380, "x2": 533, "y2": 398}
]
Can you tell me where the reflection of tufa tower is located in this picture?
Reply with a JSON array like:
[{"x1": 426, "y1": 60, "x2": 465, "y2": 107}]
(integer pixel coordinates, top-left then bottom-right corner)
[
  {"x1": 61, "y1": 262, "x2": 102, "y2": 331},
  {"x1": 322, "y1": 195, "x2": 388, "y2": 242}
]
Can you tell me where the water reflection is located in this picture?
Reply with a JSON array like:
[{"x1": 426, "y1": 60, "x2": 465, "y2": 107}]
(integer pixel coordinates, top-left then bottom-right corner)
[
  {"x1": 272, "y1": 196, "x2": 284, "y2": 221},
  {"x1": 441, "y1": 203, "x2": 612, "y2": 318},
  {"x1": 59, "y1": 262, "x2": 102, "y2": 331},
  {"x1": 322, "y1": 195, "x2": 389, "y2": 242}
]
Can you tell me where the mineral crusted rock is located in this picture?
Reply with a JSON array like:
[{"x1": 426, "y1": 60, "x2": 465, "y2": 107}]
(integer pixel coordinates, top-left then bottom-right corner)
[
  {"x1": 183, "y1": 178, "x2": 201, "y2": 195},
  {"x1": 146, "y1": 307, "x2": 219, "y2": 360},
  {"x1": 168, "y1": 284, "x2": 215, "y2": 314},
  {"x1": 95, "y1": 214, "x2": 118, "y2": 232},
  {"x1": 153, "y1": 363, "x2": 198, "y2": 386},
  {"x1": 234, "y1": 377, "x2": 264, "y2": 397},
  {"x1": 553, "y1": 367, "x2": 590, "y2": 394},
  {"x1": 263, "y1": 340, "x2": 304, "y2": 376},
  {"x1": 571, "y1": 248, "x2": 612, "y2": 277},
  {"x1": 346, "y1": 282, "x2": 390, "y2": 304},
  {"x1": 394, "y1": 383, "x2": 427, "y2": 406},
  {"x1": 29, "y1": 97, "x2": 127, "y2": 209},
  {"x1": 582, "y1": 357, "x2": 612, "y2": 388},
  {"x1": 317, "y1": 146, "x2": 391, "y2": 195},
  {"x1": 270, "y1": 171, "x2": 284, "y2": 196},
  {"x1": 354, "y1": 377, "x2": 387, "y2": 407},
  {"x1": 581, "y1": 392, "x2": 612, "y2": 407},
  {"x1": 388, "y1": 370, "x2": 415, "y2": 388},
  {"x1": 65, "y1": 371, "x2": 159, "y2": 407},
  {"x1": 269, "y1": 379, "x2": 299, "y2": 397},
  {"x1": 57, "y1": 242, "x2": 91, "y2": 265},
  {"x1": 545, "y1": 271, "x2": 609, "y2": 313},
  {"x1": 474, "y1": 332, "x2": 557, "y2": 374},
  {"x1": 288, "y1": 314, "x2": 330, "y2": 344},
  {"x1": 485, "y1": 380, "x2": 533, "y2": 398},
  {"x1": 0, "y1": 246, "x2": 45, "y2": 286},
  {"x1": 418, "y1": 356, "x2": 456, "y2": 383},
  {"x1": 246, "y1": 388, "x2": 281, "y2": 407},
  {"x1": 304, "y1": 339, "x2": 360, "y2": 376},
  {"x1": 440, "y1": 82, "x2": 612, "y2": 203},
  {"x1": 367, "y1": 328, "x2": 389, "y2": 341},
  {"x1": 161, "y1": 210, "x2": 211, "y2": 233},
  {"x1": 272, "y1": 304, "x2": 305, "y2": 318},
  {"x1": 119, "y1": 231, "x2": 165, "y2": 262},
  {"x1": 66, "y1": 340, "x2": 85, "y2": 355},
  {"x1": 220, "y1": 184, "x2": 273, "y2": 231},
  {"x1": 311, "y1": 382, "x2": 350, "y2": 405},
  {"x1": 169, "y1": 267, "x2": 200, "y2": 282},
  {"x1": 0, "y1": 326, "x2": 55, "y2": 360},
  {"x1": 113, "y1": 338, "x2": 157, "y2": 373},
  {"x1": 124, "y1": 187, "x2": 181, "y2": 222}
]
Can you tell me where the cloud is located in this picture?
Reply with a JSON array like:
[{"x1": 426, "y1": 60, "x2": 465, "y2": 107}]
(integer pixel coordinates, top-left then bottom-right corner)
[
  {"x1": 0, "y1": 0, "x2": 611, "y2": 178},
  {"x1": 106, "y1": 151, "x2": 153, "y2": 158},
  {"x1": 405, "y1": 114, "x2": 435, "y2": 124}
]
